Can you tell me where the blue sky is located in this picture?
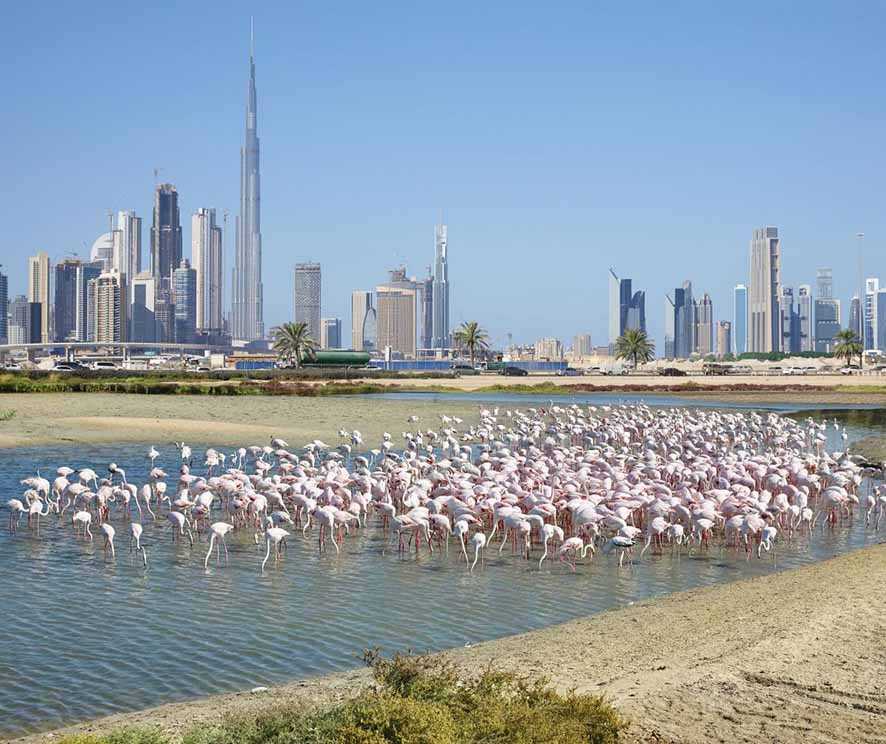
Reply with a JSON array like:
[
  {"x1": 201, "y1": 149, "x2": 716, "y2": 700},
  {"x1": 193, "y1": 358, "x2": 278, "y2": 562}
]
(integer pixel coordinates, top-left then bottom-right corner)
[{"x1": 3, "y1": 1, "x2": 885, "y2": 349}]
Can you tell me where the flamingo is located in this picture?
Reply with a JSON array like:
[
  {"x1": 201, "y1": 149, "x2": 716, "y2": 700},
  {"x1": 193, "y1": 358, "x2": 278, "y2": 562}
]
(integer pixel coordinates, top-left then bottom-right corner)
[
  {"x1": 101, "y1": 523, "x2": 116, "y2": 558},
  {"x1": 261, "y1": 526, "x2": 290, "y2": 572},
  {"x1": 469, "y1": 532, "x2": 487, "y2": 572},
  {"x1": 205, "y1": 522, "x2": 235, "y2": 568}
]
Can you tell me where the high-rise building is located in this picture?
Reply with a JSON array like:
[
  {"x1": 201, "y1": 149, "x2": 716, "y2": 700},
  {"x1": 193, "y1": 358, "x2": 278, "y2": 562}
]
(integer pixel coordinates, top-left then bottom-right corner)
[
  {"x1": 0, "y1": 269, "x2": 7, "y2": 344},
  {"x1": 9, "y1": 295, "x2": 30, "y2": 345},
  {"x1": 695, "y1": 293, "x2": 714, "y2": 356},
  {"x1": 877, "y1": 289, "x2": 886, "y2": 352},
  {"x1": 733, "y1": 284, "x2": 747, "y2": 355},
  {"x1": 90, "y1": 232, "x2": 114, "y2": 272},
  {"x1": 87, "y1": 270, "x2": 127, "y2": 343},
  {"x1": 192, "y1": 208, "x2": 224, "y2": 331},
  {"x1": 113, "y1": 210, "x2": 142, "y2": 287},
  {"x1": 608, "y1": 268, "x2": 646, "y2": 346},
  {"x1": 155, "y1": 291, "x2": 176, "y2": 344},
  {"x1": 293, "y1": 263, "x2": 321, "y2": 343},
  {"x1": 380, "y1": 267, "x2": 429, "y2": 352},
  {"x1": 663, "y1": 296, "x2": 675, "y2": 359},
  {"x1": 864, "y1": 277, "x2": 880, "y2": 350},
  {"x1": 351, "y1": 291, "x2": 376, "y2": 351},
  {"x1": 421, "y1": 272, "x2": 433, "y2": 351},
  {"x1": 320, "y1": 318, "x2": 342, "y2": 349},
  {"x1": 749, "y1": 226, "x2": 781, "y2": 353},
  {"x1": 376, "y1": 285, "x2": 416, "y2": 357},
  {"x1": 54, "y1": 260, "x2": 79, "y2": 342},
  {"x1": 172, "y1": 260, "x2": 197, "y2": 344},
  {"x1": 27, "y1": 251, "x2": 51, "y2": 344},
  {"x1": 535, "y1": 337, "x2": 563, "y2": 360},
  {"x1": 849, "y1": 296, "x2": 861, "y2": 340},
  {"x1": 779, "y1": 287, "x2": 800, "y2": 354},
  {"x1": 797, "y1": 284, "x2": 812, "y2": 352},
  {"x1": 717, "y1": 321, "x2": 732, "y2": 358},
  {"x1": 150, "y1": 183, "x2": 182, "y2": 293},
  {"x1": 130, "y1": 272, "x2": 157, "y2": 343},
  {"x1": 573, "y1": 333, "x2": 593, "y2": 357},
  {"x1": 232, "y1": 25, "x2": 264, "y2": 342},
  {"x1": 673, "y1": 280, "x2": 695, "y2": 359},
  {"x1": 431, "y1": 223, "x2": 449, "y2": 348},
  {"x1": 28, "y1": 302, "x2": 42, "y2": 344},
  {"x1": 814, "y1": 269, "x2": 841, "y2": 353}
]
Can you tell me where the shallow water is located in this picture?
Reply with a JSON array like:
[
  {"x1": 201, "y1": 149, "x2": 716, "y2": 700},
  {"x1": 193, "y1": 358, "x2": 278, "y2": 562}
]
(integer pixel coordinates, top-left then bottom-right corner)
[{"x1": 0, "y1": 407, "x2": 883, "y2": 737}]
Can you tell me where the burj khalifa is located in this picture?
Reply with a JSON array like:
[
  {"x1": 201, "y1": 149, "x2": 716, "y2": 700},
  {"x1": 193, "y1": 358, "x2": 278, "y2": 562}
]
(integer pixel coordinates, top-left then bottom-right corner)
[{"x1": 232, "y1": 21, "x2": 264, "y2": 341}]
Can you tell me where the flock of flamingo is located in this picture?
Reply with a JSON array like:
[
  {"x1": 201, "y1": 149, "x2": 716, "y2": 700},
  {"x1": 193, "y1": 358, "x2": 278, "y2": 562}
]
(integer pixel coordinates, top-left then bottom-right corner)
[{"x1": 5, "y1": 404, "x2": 885, "y2": 574}]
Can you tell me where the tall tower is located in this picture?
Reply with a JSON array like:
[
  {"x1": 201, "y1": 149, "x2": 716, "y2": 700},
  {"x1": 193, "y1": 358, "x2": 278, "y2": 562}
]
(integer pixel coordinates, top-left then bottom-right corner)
[
  {"x1": 192, "y1": 208, "x2": 224, "y2": 331},
  {"x1": 27, "y1": 251, "x2": 51, "y2": 344},
  {"x1": 293, "y1": 263, "x2": 321, "y2": 342},
  {"x1": 150, "y1": 184, "x2": 182, "y2": 292},
  {"x1": 748, "y1": 226, "x2": 781, "y2": 353},
  {"x1": 432, "y1": 222, "x2": 449, "y2": 348},
  {"x1": 232, "y1": 20, "x2": 264, "y2": 342}
]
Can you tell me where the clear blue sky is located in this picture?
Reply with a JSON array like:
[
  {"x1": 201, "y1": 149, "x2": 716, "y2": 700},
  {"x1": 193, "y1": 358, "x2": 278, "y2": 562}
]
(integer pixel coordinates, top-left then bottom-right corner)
[{"x1": 3, "y1": 0, "x2": 884, "y2": 350}]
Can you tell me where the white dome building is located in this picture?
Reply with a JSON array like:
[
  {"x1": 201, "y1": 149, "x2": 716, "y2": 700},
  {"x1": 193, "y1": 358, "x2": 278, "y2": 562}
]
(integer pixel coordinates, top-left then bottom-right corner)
[{"x1": 90, "y1": 232, "x2": 114, "y2": 272}]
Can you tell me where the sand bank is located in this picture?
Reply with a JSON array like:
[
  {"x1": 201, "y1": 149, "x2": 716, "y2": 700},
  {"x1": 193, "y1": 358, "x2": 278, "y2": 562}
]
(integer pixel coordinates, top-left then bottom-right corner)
[
  {"x1": 0, "y1": 393, "x2": 484, "y2": 450},
  {"x1": 14, "y1": 543, "x2": 886, "y2": 744}
]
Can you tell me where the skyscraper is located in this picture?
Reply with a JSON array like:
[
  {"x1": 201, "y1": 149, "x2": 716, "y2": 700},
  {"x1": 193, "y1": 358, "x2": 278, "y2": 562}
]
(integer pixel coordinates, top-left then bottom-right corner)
[
  {"x1": 877, "y1": 288, "x2": 886, "y2": 352},
  {"x1": 54, "y1": 259, "x2": 81, "y2": 342},
  {"x1": 663, "y1": 296, "x2": 675, "y2": 358},
  {"x1": 27, "y1": 251, "x2": 51, "y2": 344},
  {"x1": 779, "y1": 287, "x2": 800, "y2": 354},
  {"x1": 293, "y1": 263, "x2": 321, "y2": 343},
  {"x1": 130, "y1": 272, "x2": 157, "y2": 343},
  {"x1": 573, "y1": 333, "x2": 593, "y2": 357},
  {"x1": 376, "y1": 285, "x2": 416, "y2": 357},
  {"x1": 9, "y1": 295, "x2": 30, "y2": 345},
  {"x1": 431, "y1": 223, "x2": 449, "y2": 348},
  {"x1": 608, "y1": 268, "x2": 646, "y2": 347},
  {"x1": 673, "y1": 280, "x2": 695, "y2": 359},
  {"x1": 0, "y1": 269, "x2": 7, "y2": 344},
  {"x1": 232, "y1": 24, "x2": 264, "y2": 342},
  {"x1": 380, "y1": 267, "x2": 429, "y2": 352},
  {"x1": 150, "y1": 183, "x2": 182, "y2": 292},
  {"x1": 113, "y1": 210, "x2": 142, "y2": 287},
  {"x1": 749, "y1": 226, "x2": 781, "y2": 353},
  {"x1": 192, "y1": 208, "x2": 224, "y2": 331},
  {"x1": 172, "y1": 260, "x2": 197, "y2": 344},
  {"x1": 864, "y1": 277, "x2": 880, "y2": 350},
  {"x1": 90, "y1": 232, "x2": 114, "y2": 272},
  {"x1": 814, "y1": 269, "x2": 840, "y2": 353},
  {"x1": 733, "y1": 284, "x2": 747, "y2": 355},
  {"x1": 321, "y1": 318, "x2": 342, "y2": 349},
  {"x1": 421, "y1": 271, "x2": 433, "y2": 351},
  {"x1": 797, "y1": 284, "x2": 812, "y2": 352},
  {"x1": 695, "y1": 293, "x2": 714, "y2": 356},
  {"x1": 87, "y1": 270, "x2": 127, "y2": 343},
  {"x1": 717, "y1": 321, "x2": 732, "y2": 358},
  {"x1": 849, "y1": 296, "x2": 861, "y2": 340},
  {"x1": 351, "y1": 290, "x2": 375, "y2": 351}
]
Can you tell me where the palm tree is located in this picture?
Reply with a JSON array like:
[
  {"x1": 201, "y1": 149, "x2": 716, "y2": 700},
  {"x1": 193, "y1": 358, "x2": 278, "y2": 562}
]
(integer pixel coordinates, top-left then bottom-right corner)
[
  {"x1": 615, "y1": 329, "x2": 655, "y2": 368},
  {"x1": 272, "y1": 322, "x2": 317, "y2": 368},
  {"x1": 452, "y1": 321, "x2": 489, "y2": 367},
  {"x1": 833, "y1": 328, "x2": 863, "y2": 368}
]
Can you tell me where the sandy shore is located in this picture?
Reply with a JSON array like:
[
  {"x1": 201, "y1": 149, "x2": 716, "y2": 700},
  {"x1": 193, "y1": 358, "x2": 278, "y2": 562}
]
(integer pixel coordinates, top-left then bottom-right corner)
[
  {"x1": 0, "y1": 393, "x2": 485, "y2": 450},
  {"x1": 14, "y1": 543, "x2": 886, "y2": 743}
]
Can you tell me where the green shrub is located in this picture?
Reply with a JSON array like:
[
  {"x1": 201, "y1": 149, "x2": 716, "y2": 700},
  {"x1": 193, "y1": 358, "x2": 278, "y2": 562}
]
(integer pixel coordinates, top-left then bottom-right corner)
[{"x1": 57, "y1": 653, "x2": 625, "y2": 744}]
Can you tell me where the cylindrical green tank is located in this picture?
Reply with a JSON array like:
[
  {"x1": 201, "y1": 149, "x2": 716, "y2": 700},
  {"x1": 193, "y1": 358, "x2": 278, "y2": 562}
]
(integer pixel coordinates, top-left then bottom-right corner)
[{"x1": 300, "y1": 350, "x2": 371, "y2": 366}]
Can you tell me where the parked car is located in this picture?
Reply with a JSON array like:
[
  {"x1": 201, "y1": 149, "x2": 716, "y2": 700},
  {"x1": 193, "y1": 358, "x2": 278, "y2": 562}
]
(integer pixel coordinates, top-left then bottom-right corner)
[
  {"x1": 451, "y1": 364, "x2": 480, "y2": 376},
  {"x1": 840, "y1": 365, "x2": 861, "y2": 375},
  {"x1": 502, "y1": 366, "x2": 528, "y2": 377},
  {"x1": 556, "y1": 367, "x2": 582, "y2": 377},
  {"x1": 52, "y1": 362, "x2": 87, "y2": 372},
  {"x1": 91, "y1": 360, "x2": 118, "y2": 371},
  {"x1": 659, "y1": 367, "x2": 687, "y2": 377}
]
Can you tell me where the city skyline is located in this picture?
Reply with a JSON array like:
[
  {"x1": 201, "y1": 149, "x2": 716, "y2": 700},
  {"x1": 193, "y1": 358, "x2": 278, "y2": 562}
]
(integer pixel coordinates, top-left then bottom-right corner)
[{"x1": 3, "y1": 3, "x2": 886, "y2": 350}]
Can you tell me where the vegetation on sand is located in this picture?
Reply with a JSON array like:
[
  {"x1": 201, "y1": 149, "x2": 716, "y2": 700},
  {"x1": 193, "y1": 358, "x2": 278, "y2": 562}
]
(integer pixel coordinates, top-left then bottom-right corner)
[
  {"x1": 272, "y1": 321, "x2": 318, "y2": 368},
  {"x1": 452, "y1": 321, "x2": 490, "y2": 367},
  {"x1": 833, "y1": 328, "x2": 863, "y2": 368},
  {"x1": 54, "y1": 652, "x2": 624, "y2": 744},
  {"x1": 614, "y1": 329, "x2": 655, "y2": 368}
]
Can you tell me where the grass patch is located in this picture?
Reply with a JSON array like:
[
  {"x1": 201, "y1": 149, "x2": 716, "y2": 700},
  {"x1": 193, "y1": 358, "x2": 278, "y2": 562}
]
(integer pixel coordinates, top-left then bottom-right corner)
[{"x1": 55, "y1": 652, "x2": 625, "y2": 744}]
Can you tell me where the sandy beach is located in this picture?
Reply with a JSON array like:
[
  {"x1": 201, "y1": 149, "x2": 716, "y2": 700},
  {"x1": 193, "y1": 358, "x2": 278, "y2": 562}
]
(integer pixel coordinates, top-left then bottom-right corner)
[
  {"x1": 15, "y1": 543, "x2": 886, "y2": 744},
  {"x1": 0, "y1": 393, "x2": 484, "y2": 450}
]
